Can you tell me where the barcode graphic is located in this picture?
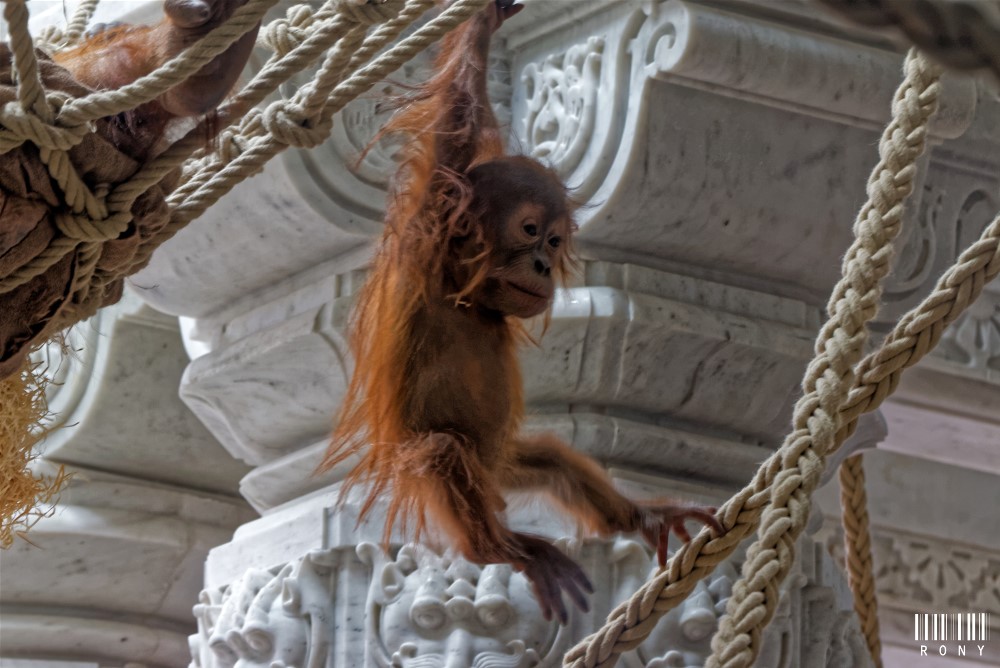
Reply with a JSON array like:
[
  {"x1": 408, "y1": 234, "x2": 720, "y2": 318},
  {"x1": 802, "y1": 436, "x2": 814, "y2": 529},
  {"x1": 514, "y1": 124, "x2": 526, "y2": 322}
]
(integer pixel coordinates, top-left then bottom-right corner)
[{"x1": 914, "y1": 613, "x2": 991, "y2": 642}]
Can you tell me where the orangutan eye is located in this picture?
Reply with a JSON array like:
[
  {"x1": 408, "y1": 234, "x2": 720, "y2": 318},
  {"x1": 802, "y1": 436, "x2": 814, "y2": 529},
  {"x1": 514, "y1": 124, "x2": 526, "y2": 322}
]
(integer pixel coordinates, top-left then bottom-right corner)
[
  {"x1": 523, "y1": 221, "x2": 538, "y2": 237},
  {"x1": 548, "y1": 236, "x2": 561, "y2": 249}
]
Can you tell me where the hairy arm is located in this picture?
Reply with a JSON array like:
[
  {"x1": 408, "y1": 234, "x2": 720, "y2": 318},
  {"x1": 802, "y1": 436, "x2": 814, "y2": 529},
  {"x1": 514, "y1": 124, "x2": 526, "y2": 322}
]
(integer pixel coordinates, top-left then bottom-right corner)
[{"x1": 429, "y1": 1, "x2": 520, "y2": 173}]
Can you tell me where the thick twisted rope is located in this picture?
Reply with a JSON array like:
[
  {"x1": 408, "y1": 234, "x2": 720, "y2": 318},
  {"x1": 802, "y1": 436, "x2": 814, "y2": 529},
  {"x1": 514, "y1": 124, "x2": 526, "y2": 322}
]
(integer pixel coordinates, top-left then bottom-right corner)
[
  {"x1": 62, "y1": 0, "x2": 100, "y2": 46},
  {"x1": 34, "y1": 0, "x2": 100, "y2": 50},
  {"x1": 564, "y1": 49, "x2": 942, "y2": 668},
  {"x1": 103, "y1": 0, "x2": 442, "y2": 249},
  {"x1": 0, "y1": 0, "x2": 478, "y2": 301},
  {"x1": 705, "y1": 48, "x2": 940, "y2": 668},
  {"x1": 106, "y1": 3, "x2": 363, "y2": 215},
  {"x1": 839, "y1": 454, "x2": 881, "y2": 667},
  {"x1": 2, "y1": 1, "x2": 51, "y2": 119}
]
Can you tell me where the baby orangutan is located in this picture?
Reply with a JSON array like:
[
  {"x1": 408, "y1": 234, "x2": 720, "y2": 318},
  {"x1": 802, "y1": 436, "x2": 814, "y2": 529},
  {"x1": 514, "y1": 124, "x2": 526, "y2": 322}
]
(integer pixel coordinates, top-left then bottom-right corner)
[{"x1": 320, "y1": 0, "x2": 723, "y2": 623}]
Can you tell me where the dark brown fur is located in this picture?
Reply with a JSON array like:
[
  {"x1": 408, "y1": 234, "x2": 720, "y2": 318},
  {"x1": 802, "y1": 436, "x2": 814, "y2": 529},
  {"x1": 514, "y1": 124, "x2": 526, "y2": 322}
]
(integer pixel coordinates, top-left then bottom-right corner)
[{"x1": 320, "y1": 1, "x2": 723, "y2": 624}]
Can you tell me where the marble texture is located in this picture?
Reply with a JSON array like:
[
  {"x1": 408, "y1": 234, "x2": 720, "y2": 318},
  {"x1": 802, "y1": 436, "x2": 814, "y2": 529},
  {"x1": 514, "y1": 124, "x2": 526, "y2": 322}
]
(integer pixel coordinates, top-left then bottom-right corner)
[
  {"x1": 194, "y1": 478, "x2": 870, "y2": 668},
  {"x1": 816, "y1": 449, "x2": 1000, "y2": 665},
  {"x1": 36, "y1": 290, "x2": 251, "y2": 492},
  {"x1": 0, "y1": 292, "x2": 253, "y2": 667},
  {"x1": 156, "y1": 1, "x2": 1000, "y2": 665},
  {"x1": 9, "y1": 0, "x2": 1000, "y2": 667}
]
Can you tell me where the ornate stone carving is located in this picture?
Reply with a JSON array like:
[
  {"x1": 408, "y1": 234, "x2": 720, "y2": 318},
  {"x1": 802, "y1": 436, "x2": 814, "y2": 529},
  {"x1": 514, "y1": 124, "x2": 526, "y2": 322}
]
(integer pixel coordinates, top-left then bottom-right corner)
[
  {"x1": 191, "y1": 533, "x2": 868, "y2": 668},
  {"x1": 520, "y1": 36, "x2": 604, "y2": 176},
  {"x1": 364, "y1": 543, "x2": 555, "y2": 666},
  {"x1": 191, "y1": 550, "x2": 340, "y2": 668},
  {"x1": 190, "y1": 542, "x2": 571, "y2": 668},
  {"x1": 820, "y1": 524, "x2": 1000, "y2": 632}
]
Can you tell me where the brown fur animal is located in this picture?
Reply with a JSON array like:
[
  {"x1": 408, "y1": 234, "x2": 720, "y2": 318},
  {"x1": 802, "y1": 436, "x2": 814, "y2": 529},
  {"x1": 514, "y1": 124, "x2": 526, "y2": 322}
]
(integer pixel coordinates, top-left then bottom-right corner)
[
  {"x1": 321, "y1": 0, "x2": 722, "y2": 623},
  {"x1": 53, "y1": 0, "x2": 258, "y2": 159}
]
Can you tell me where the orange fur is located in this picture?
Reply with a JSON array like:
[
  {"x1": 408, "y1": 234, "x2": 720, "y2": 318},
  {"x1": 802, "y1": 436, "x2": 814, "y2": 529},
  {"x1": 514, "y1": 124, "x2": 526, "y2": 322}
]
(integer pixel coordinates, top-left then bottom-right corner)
[
  {"x1": 321, "y1": 1, "x2": 721, "y2": 625},
  {"x1": 320, "y1": 9, "x2": 520, "y2": 544},
  {"x1": 50, "y1": 1, "x2": 258, "y2": 159}
]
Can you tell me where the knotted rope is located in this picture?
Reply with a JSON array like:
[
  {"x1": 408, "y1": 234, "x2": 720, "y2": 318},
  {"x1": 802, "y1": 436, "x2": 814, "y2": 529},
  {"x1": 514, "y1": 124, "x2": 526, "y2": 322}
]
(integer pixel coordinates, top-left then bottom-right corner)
[{"x1": 564, "y1": 48, "x2": 943, "y2": 668}]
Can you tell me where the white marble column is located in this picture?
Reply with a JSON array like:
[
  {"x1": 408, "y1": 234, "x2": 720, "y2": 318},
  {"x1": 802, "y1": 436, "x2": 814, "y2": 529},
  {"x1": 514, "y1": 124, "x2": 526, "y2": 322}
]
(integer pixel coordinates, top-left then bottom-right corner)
[{"x1": 0, "y1": 291, "x2": 255, "y2": 667}]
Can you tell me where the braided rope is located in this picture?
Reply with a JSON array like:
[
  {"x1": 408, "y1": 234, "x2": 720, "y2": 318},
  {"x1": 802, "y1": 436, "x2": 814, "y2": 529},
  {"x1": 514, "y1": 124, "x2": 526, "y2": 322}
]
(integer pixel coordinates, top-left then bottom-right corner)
[
  {"x1": 839, "y1": 454, "x2": 882, "y2": 667},
  {"x1": 33, "y1": 0, "x2": 100, "y2": 50},
  {"x1": 564, "y1": 49, "x2": 943, "y2": 668},
  {"x1": 704, "y1": 47, "x2": 940, "y2": 668}
]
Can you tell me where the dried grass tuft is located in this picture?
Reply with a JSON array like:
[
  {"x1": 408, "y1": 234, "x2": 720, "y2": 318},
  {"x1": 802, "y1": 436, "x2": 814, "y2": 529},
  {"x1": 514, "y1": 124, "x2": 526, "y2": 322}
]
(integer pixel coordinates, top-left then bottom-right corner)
[{"x1": 0, "y1": 352, "x2": 67, "y2": 549}]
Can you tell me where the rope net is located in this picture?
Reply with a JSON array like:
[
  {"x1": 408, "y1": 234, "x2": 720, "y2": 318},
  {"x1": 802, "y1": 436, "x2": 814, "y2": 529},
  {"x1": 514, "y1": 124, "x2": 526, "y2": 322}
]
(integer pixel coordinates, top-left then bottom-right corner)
[{"x1": 0, "y1": 0, "x2": 491, "y2": 548}]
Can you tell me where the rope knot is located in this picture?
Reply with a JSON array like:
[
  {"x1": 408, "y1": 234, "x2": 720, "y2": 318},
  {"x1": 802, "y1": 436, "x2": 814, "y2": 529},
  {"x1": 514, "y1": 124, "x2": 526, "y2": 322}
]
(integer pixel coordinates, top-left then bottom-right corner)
[
  {"x1": 261, "y1": 4, "x2": 316, "y2": 55},
  {"x1": 55, "y1": 208, "x2": 132, "y2": 243},
  {"x1": 335, "y1": 0, "x2": 404, "y2": 26},
  {"x1": 262, "y1": 102, "x2": 333, "y2": 149},
  {"x1": 217, "y1": 126, "x2": 252, "y2": 163},
  {"x1": 0, "y1": 100, "x2": 93, "y2": 151}
]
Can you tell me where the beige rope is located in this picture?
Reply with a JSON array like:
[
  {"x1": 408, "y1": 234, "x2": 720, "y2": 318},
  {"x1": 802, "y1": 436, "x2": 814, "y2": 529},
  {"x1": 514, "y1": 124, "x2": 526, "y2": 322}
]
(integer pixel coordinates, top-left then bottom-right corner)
[
  {"x1": 839, "y1": 454, "x2": 882, "y2": 667},
  {"x1": 63, "y1": 0, "x2": 100, "y2": 46},
  {"x1": 158, "y1": 0, "x2": 490, "y2": 237},
  {"x1": 33, "y1": 0, "x2": 100, "y2": 50},
  {"x1": 564, "y1": 49, "x2": 943, "y2": 668},
  {"x1": 56, "y1": 0, "x2": 277, "y2": 127},
  {"x1": 105, "y1": 0, "x2": 436, "y2": 226},
  {"x1": 3, "y1": 0, "x2": 52, "y2": 120},
  {"x1": 105, "y1": 7, "x2": 360, "y2": 215},
  {"x1": 0, "y1": 0, "x2": 476, "y2": 299},
  {"x1": 705, "y1": 47, "x2": 940, "y2": 668}
]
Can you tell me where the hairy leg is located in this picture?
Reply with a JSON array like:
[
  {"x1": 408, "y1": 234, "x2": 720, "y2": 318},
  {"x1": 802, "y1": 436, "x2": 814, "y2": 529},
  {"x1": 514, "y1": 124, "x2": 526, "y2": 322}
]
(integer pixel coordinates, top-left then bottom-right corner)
[
  {"x1": 499, "y1": 434, "x2": 722, "y2": 566},
  {"x1": 396, "y1": 432, "x2": 592, "y2": 623}
]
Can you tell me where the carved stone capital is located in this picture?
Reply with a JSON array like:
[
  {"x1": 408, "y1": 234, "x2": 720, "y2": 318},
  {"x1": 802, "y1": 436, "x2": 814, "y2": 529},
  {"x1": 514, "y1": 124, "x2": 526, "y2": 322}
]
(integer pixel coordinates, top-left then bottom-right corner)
[{"x1": 193, "y1": 484, "x2": 868, "y2": 668}]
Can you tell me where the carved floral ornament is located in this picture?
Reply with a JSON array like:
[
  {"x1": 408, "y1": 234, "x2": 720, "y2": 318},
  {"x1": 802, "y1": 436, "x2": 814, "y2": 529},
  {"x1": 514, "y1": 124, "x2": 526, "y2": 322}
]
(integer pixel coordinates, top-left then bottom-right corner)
[
  {"x1": 189, "y1": 537, "x2": 866, "y2": 667},
  {"x1": 520, "y1": 37, "x2": 605, "y2": 178},
  {"x1": 822, "y1": 524, "x2": 1000, "y2": 628}
]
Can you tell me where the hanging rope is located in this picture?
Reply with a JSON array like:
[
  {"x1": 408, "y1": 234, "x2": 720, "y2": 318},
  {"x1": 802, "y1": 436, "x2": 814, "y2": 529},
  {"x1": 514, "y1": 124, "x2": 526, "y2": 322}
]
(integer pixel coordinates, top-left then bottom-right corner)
[
  {"x1": 839, "y1": 454, "x2": 881, "y2": 667},
  {"x1": 564, "y1": 48, "x2": 943, "y2": 668},
  {"x1": 0, "y1": 0, "x2": 490, "y2": 300},
  {"x1": 704, "y1": 45, "x2": 940, "y2": 666}
]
